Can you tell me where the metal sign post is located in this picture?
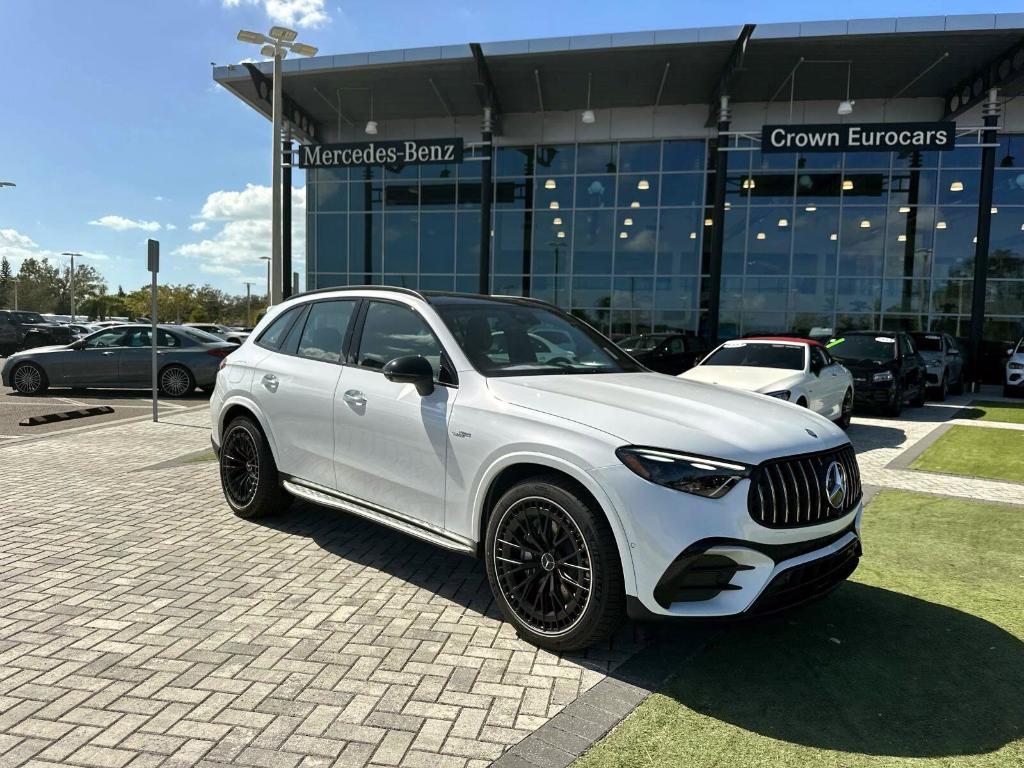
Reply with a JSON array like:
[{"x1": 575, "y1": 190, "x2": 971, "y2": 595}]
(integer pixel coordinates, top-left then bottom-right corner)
[{"x1": 148, "y1": 240, "x2": 159, "y2": 423}]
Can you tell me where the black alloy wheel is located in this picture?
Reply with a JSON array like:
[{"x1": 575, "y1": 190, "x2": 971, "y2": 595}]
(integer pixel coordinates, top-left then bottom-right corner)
[
  {"x1": 486, "y1": 477, "x2": 624, "y2": 651},
  {"x1": 885, "y1": 385, "x2": 903, "y2": 417},
  {"x1": 835, "y1": 388, "x2": 854, "y2": 430},
  {"x1": 218, "y1": 415, "x2": 290, "y2": 519},
  {"x1": 12, "y1": 362, "x2": 47, "y2": 395}
]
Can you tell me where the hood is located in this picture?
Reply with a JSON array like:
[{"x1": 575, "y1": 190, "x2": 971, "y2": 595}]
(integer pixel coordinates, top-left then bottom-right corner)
[
  {"x1": 679, "y1": 365, "x2": 800, "y2": 393},
  {"x1": 487, "y1": 372, "x2": 846, "y2": 466},
  {"x1": 10, "y1": 344, "x2": 68, "y2": 357}
]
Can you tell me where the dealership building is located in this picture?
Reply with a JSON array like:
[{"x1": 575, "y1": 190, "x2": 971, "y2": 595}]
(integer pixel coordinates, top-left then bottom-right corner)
[{"x1": 214, "y1": 13, "x2": 1024, "y2": 363}]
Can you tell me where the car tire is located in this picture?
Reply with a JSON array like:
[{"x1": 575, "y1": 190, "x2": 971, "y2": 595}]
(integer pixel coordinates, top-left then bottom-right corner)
[
  {"x1": 911, "y1": 383, "x2": 926, "y2": 407},
  {"x1": 219, "y1": 415, "x2": 290, "y2": 519},
  {"x1": 11, "y1": 362, "x2": 48, "y2": 395},
  {"x1": 884, "y1": 386, "x2": 903, "y2": 417},
  {"x1": 936, "y1": 372, "x2": 948, "y2": 402},
  {"x1": 158, "y1": 364, "x2": 194, "y2": 398},
  {"x1": 796, "y1": 397, "x2": 808, "y2": 407},
  {"x1": 485, "y1": 475, "x2": 625, "y2": 652},
  {"x1": 834, "y1": 389, "x2": 854, "y2": 430}
]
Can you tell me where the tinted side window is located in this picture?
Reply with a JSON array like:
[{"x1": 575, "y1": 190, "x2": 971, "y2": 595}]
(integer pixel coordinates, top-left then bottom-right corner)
[
  {"x1": 900, "y1": 335, "x2": 915, "y2": 356},
  {"x1": 356, "y1": 302, "x2": 443, "y2": 376},
  {"x1": 158, "y1": 330, "x2": 181, "y2": 347},
  {"x1": 85, "y1": 330, "x2": 127, "y2": 348},
  {"x1": 667, "y1": 338, "x2": 684, "y2": 354},
  {"x1": 297, "y1": 301, "x2": 356, "y2": 364},
  {"x1": 256, "y1": 307, "x2": 301, "y2": 351}
]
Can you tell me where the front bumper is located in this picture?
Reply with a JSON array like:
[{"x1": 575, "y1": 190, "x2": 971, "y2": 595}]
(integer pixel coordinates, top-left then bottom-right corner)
[
  {"x1": 591, "y1": 463, "x2": 863, "y2": 619},
  {"x1": 851, "y1": 381, "x2": 897, "y2": 407}
]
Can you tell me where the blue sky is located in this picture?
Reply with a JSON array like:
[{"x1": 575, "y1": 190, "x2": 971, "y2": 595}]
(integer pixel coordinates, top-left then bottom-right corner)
[{"x1": 0, "y1": 0, "x2": 1018, "y2": 296}]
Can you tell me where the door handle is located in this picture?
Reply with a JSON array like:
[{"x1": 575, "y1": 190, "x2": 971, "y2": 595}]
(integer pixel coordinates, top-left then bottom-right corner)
[
  {"x1": 343, "y1": 389, "x2": 365, "y2": 405},
  {"x1": 101, "y1": 351, "x2": 115, "y2": 356},
  {"x1": 261, "y1": 374, "x2": 279, "y2": 393}
]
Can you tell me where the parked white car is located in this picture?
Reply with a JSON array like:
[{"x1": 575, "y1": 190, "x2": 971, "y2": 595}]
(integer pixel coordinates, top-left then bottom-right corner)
[
  {"x1": 680, "y1": 337, "x2": 855, "y2": 429},
  {"x1": 211, "y1": 289, "x2": 863, "y2": 650},
  {"x1": 1006, "y1": 338, "x2": 1024, "y2": 397}
]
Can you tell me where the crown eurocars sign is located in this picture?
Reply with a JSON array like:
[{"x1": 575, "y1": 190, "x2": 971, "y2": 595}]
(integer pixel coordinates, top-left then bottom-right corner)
[
  {"x1": 298, "y1": 138, "x2": 464, "y2": 169},
  {"x1": 761, "y1": 122, "x2": 955, "y2": 153}
]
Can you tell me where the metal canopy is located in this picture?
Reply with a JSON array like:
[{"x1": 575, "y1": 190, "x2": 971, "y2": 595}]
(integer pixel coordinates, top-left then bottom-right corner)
[{"x1": 213, "y1": 18, "x2": 1024, "y2": 132}]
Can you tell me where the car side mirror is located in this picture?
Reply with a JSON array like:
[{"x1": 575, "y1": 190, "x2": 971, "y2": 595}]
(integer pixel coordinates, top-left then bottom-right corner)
[
  {"x1": 383, "y1": 355, "x2": 435, "y2": 396},
  {"x1": 1008, "y1": 348, "x2": 1015, "y2": 356}
]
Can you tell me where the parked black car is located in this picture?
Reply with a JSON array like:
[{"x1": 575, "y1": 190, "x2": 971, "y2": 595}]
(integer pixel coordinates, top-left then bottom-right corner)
[
  {"x1": 826, "y1": 331, "x2": 927, "y2": 416},
  {"x1": 0, "y1": 310, "x2": 74, "y2": 356},
  {"x1": 617, "y1": 333, "x2": 710, "y2": 375}
]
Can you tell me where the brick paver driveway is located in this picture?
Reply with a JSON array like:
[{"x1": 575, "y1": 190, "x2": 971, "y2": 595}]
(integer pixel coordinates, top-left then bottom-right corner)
[{"x1": 0, "y1": 408, "x2": 641, "y2": 768}]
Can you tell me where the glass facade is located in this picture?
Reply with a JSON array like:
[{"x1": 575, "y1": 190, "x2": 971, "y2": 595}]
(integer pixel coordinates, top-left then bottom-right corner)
[{"x1": 307, "y1": 135, "x2": 1024, "y2": 342}]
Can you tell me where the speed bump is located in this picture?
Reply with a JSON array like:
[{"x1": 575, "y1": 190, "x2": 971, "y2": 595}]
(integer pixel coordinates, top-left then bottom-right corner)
[{"x1": 19, "y1": 406, "x2": 115, "y2": 427}]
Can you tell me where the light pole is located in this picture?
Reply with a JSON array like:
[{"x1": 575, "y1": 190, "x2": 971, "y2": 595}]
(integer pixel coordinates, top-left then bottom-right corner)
[
  {"x1": 236, "y1": 27, "x2": 318, "y2": 307},
  {"x1": 259, "y1": 256, "x2": 271, "y2": 301},
  {"x1": 11, "y1": 278, "x2": 18, "y2": 310},
  {"x1": 61, "y1": 252, "x2": 81, "y2": 321},
  {"x1": 243, "y1": 281, "x2": 255, "y2": 328}
]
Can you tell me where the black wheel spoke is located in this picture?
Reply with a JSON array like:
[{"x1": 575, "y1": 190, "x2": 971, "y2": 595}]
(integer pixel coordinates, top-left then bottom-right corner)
[{"x1": 221, "y1": 427, "x2": 260, "y2": 507}]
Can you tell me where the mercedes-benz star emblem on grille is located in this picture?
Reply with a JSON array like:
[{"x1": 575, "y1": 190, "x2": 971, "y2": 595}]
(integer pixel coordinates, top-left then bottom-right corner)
[{"x1": 824, "y1": 461, "x2": 848, "y2": 509}]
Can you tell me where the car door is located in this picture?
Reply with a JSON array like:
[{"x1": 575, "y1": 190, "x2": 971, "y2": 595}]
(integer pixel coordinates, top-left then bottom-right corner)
[
  {"x1": 252, "y1": 299, "x2": 358, "y2": 489},
  {"x1": 898, "y1": 333, "x2": 924, "y2": 398},
  {"x1": 333, "y1": 300, "x2": 455, "y2": 529},
  {"x1": 119, "y1": 328, "x2": 185, "y2": 386},
  {"x1": 0, "y1": 312, "x2": 17, "y2": 352},
  {"x1": 66, "y1": 328, "x2": 127, "y2": 385},
  {"x1": 815, "y1": 346, "x2": 847, "y2": 419}
]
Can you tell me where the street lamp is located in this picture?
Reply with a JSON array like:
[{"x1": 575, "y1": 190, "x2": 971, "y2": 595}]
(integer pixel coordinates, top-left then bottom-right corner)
[
  {"x1": 61, "y1": 252, "x2": 81, "y2": 321},
  {"x1": 236, "y1": 26, "x2": 318, "y2": 307},
  {"x1": 259, "y1": 256, "x2": 271, "y2": 300},
  {"x1": 11, "y1": 278, "x2": 18, "y2": 310}
]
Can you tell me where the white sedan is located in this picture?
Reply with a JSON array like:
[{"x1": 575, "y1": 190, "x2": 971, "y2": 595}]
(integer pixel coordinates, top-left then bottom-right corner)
[{"x1": 680, "y1": 337, "x2": 855, "y2": 429}]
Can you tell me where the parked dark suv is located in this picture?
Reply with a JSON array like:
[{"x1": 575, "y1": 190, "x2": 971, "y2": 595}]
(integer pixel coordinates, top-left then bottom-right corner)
[
  {"x1": 826, "y1": 331, "x2": 927, "y2": 416},
  {"x1": 0, "y1": 310, "x2": 74, "y2": 357},
  {"x1": 617, "y1": 333, "x2": 710, "y2": 375}
]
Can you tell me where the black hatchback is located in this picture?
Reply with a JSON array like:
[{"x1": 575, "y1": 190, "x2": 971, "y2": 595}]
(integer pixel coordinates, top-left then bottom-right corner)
[
  {"x1": 617, "y1": 333, "x2": 709, "y2": 375},
  {"x1": 826, "y1": 331, "x2": 927, "y2": 416}
]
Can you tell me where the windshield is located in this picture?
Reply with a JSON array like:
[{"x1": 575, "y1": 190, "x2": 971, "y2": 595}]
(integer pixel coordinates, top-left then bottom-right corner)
[
  {"x1": 13, "y1": 312, "x2": 45, "y2": 324},
  {"x1": 432, "y1": 301, "x2": 643, "y2": 376},
  {"x1": 827, "y1": 335, "x2": 898, "y2": 362},
  {"x1": 619, "y1": 335, "x2": 664, "y2": 352},
  {"x1": 702, "y1": 342, "x2": 805, "y2": 370},
  {"x1": 912, "y1": 334, "x2": 943, "y2": 353}
]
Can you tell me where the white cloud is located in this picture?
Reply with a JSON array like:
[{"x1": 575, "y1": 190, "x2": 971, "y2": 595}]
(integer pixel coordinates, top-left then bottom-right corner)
[
  {"x1": 189, "y1": 221, "x2": 208, "y2": 233},
  {"x1": 89, "y1": 215, "x2": 162, "y2": 233},
  {"x1": 0, "y1": 228, "x2": 111, "y2": 267},
  {"x1": 154, "y1": 195, "x2": 168, "y2": 202},
  {"x1": 165, "y1": 223, "x2": 177, "y2": 231},
  {"x1": 223, "y1": 0, "x2": 329, "y2": 28}
]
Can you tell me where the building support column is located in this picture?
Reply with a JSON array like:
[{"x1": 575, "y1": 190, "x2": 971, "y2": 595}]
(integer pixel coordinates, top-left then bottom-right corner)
[
  {"x1": 706, "y1": 95, "x2": 730, "y2": 344},
  {"x1": 282, "y1": 130, "x2": 292, "y2": 299},
  {"x1": 968, "y1": 88, "x2": 1000, "y2": 387},
  {"x1": 478, "y1": 107, "x2": 494, "y2": 295}
]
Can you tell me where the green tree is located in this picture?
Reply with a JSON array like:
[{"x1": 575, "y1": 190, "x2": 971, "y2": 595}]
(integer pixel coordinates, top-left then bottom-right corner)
[
  {"x1": 0, "y1": 257, "x2": 12, "y2": 307},
  {"x1": 15, "y1": 257, "x2": 61, "y2": 312}
]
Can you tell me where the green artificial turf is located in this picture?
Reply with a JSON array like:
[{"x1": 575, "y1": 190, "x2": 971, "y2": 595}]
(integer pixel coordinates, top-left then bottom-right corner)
[
  {"x1": 574, "y1": 490, "x2": 1024, "y2": 768},
  {"x1": 911, "y1": 424, "x2": 1024, "y2": 483},
  {"x1": 961, "y1": 400, "x2": 1024, "y2": 425}
]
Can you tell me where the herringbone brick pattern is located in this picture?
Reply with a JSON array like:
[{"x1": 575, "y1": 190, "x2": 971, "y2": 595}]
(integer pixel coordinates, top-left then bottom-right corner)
[{"x1": 0, "y1": 409, "x2": 643, "y2": 767}]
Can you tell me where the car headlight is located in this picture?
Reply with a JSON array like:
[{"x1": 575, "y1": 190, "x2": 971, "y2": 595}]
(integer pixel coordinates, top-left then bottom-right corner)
[
  {"x1": 872, "y1": 371, "x2": 894, "y2": 383},
  {"x1": 616, "y1": 446, "x2": 751, "y2": 499},
  {"x1": 763, "y1": 389, "x2": 791, "y2": 400},
  {"x1": 1010, "y1": 362, "x2": 1024, "y2": 370},
  {"x1": 926, "y1": 361, "x2": 942, "y2": 368}
]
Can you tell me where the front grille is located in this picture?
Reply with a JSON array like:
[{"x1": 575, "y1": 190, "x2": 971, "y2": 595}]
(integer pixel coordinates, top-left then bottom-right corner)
[{"x1": 748, "y1": 444, "x2": 862, "y2": 528}]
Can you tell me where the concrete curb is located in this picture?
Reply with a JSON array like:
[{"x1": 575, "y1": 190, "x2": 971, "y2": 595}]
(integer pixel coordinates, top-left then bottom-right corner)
[{"x1": 885, "y1": 423, "x2": 954, "y2": 470}]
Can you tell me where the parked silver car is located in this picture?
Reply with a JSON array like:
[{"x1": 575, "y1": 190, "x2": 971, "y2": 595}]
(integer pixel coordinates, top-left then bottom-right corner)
[
  {"x1": 184, "y1": 323, "x2": 250, "y2": 345},
  {"x1": 1, "y1": 325, "x2": 235, "y2": 397}
]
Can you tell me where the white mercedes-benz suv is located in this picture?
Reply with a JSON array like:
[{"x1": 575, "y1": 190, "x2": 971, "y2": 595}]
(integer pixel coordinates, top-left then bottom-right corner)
[{"x1": 210, "y1": 287, "x2": 863, "y2": 651}]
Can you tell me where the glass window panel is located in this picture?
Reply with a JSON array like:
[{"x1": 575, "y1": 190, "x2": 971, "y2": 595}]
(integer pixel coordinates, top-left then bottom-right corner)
[
  {"x1": 836, "y1": 278, "x2": 882, "y2": 313},
  {"x1": 997, "y1": 135, "x2": 1024, "y2": 167},
  {"x1": 306, "y1": 182, "x2": 318, "y2": 213},
  {"x1": 315, "y1": 214, "x2": 347, "y2": 273},
  {"x1": 383, "y1": 212, "x2": 418, "y2": 273},
  {"x1": 529, "y1": 276, "x2": 570, "y2": 307},
  {"x1": 792, "y1": 205, "x2": 838, "y2": 275},
  {"x1": 357, "y1": 301, "x2": 443, "y2": 373},
  {"x1": 576, "y1": 175, "x2": 616, "y2": 208},
  {"x1": 663, "y1": 140, "x2": 706, "y2": 172},
  {"x1": 657, "y1": 209, "x2": 702, "y2": 275},
  {"x1": 660, "y1": 174, "x2": 703, "y2": 206},
  {"x1": 384, "y1": 183, "x2": 419, "y2": 208},
  {"x1": 743, "y1": 278, "x2": 788, "y2": 315},
  {"x1": 722, "y1": 206, "x2": 747, "y2": 275},
  {"x1": 887, "y1": 169, "x2": 937, "y2": 207},
  {"x1": 385, "y1": 162, "x2": 418, "y2": 179},
  {"x1": 610, "y1": 310, "x2": 653, "y2": 339},
  {"x1": 884, "y1": 206, "x2": 934, "y2": 278},
  {"x1": 797, "y1": 152, "x2": 842, "y2": 170},
  {"x1": 882, "y1": 279, "x2": 928, "y2": 313},
  {"x1": 419, "y1": 274, "x2": 454, "y2": 291},
  {"x1": 838, "y1": 207, "x2": 886, "y2": 276},
  {"x1": 752, "y1": 149, "x2": 797, "y2": 171},
  {"x1": 742, "y1": 311, "x2": 789, "y2": 335},
  {"x1": 987, "y1": 282, "x2": 1024, "y2": 315},
  {"x1": 317, "y1": 182, "x2": 347, "y2": 212},
  {"x1": 492, "y1": 275, "x2": 524, "y2": 295},
  {"x1": 881, "y1": 314, "x2": 925, "y2": 332},
  {"x1": 718, "y1": 308, "x2": 740, "y2": 338},
  {"x1": 836, "y1": 313, "x2": 881, "y2": 331},
  {"x1": 456, "y1": 212, "x2": 480, "y2": 273},
  {"x1": 932, "y1": 206, "x2": 978, "y2": 279},
  {"x1": 457, "y1": 181, "x2": 482, "y2": 208},
  {"x1": 841, "y1": 173, "x2": 888, "y2": 205},
  {"x1": 614, "y1": 211, "x2": 656, "y2": 275},
  {"x1": 720, "y1": 276, "x2": 743, "y2": 311},
  {"x1": 495, "y1": 146, "x2": 534, "y2": 177},
  {"x1": 315, "y1": 167, "x2": 350, "y2": 182},
  {"x1": 297, "y1": 300, "x2": 357, "y2": 364},
  {"x1": 992, "y1": 169, "x2": 1024, "y2": 205},
  {"x1": 893, "y1": 149, "x2": 939, "y2": 169},
  {"x1": 534, "y1": 176, "x2": 574, "y2": 211},
  {"x1": 571, "y1": 276, "x2": 612, "y2": 307},
  {"x1": 746, "y1": 208, "x2": 793, "y2": 275},
  {"x1": 618, "y1": 142, "x2": 660, "y2": 173},
  {"x1": 654, "y1": 277, "x2": 699, "y2": 311},
  {"x1": 536, "y1": 144, "x2": 575, "y2": 175},
  {"x1": 613, "y1": 276, "x2": 653, "y2": 309},
  {"x1": 617, "y1": 175, "x2": 659, "y2": 209},
  {"x1": 790, "y1": 312, "x2": 834, "y2": 336},
  {"x1": 494, "y1": 179, "x2": 529, "y2": 209},
  {"x1": 349, "y1": 174, "x2": 383, "y2": 211},
  {"x1": 790, "y1": 278, "x2": 835, "y2": 313},
  {"x1": 458, "y1": 150, "x2": 482, "y2": 179},
  {"x1": 420, "y1": 181, "x2": 456, "y2": 210},
  {"x1": 941, "y1": 144, "x2": 982, "y2": 168},
  {"x1": 420, "y1": 163, "x2": 458, "y2": 179},
  {"x1": 493, "y1": 211, "x2": 530, "y2": 275},
  {"x1": 842, "y1": 151, "x2": 891, "y2": 170},
  {"x1": 577, "y1": 143, "x2": 618, "y2": 174},
  {"x1": 455, "y1": 275, "x2": 477, "y2": 293},
  {"x1": 938, "y1": 172, "x2": 979, "y2": 205},
  {"x1": 306, "y1": 212, "x2": 317, "y2": 273},
  {"x1": 349, "y1": 212, "x2": 381, "y2": 275},
  {"x1": 570, "y1": 308, "x2": 610, "y2": 336},
  {"x1": 931, "y1": 279, "x2": 972, "y2": 314},
  {"x1": 420, "y1": 213, "x2": 455, "y2": 273},
  {"x1": 532, "y1": 212, "x2": 572, "y2": 274},
  {"x1": 743, "y1": 172, "x2": 796, "y2": 205},
  {"x1": 796, "y1": 172, "x2": 844, "y2": 204},
  {"x1": 989, "y1": 209, "x2": 1024, "y2": 278},
  {"x1": 573, "y1": 211, "x2": 614, "y2": 273}
]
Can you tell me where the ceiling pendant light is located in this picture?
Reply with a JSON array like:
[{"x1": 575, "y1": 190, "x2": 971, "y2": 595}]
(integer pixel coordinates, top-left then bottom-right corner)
[
  {"x1": 619, "y1": 231, "x2": 628, "y2": 239},
  {"x1": 365, "y1": 90, "x2": 378, "y2": 135},
  {"x1": 777, "y1": 218, "x2": 789, "y2": 227},
  {"x1": 544, "y1": 179, "x2": 557, "y2": 189},
  {"x1": 624, "y1": 217, "x2": 633, "y2": 226},
  {"x1": 756, "y1": 232, "x2": 766, "y2": 240},
  {"x1": 630, "y1": 201, "x2": 640, "y2": 209},
  {"x1": 837, "y1": 62, "x2": 855, "y2": 115},
  {"x1": 829, "y1": 233, "x2": 838, "y2": 241},
  {"x1": 897, "y1": 234, "x2": 907, "y2": 242},
  {"x1": 842, "y1": 179, "x2": 854, "y2": 191},
  {"x1": 637, "y1": 179, "x2": 650, "y2": 191},
  {"x1": 991, "y1": 206, "x2": 999, "y2": 214},
  {"x1": 859, "y1": 219, "x2": 870, "y2": 228},
  {"x1": 898, "y1": 206, "x2": 911, "y2": 213},
  {"x1": 805, "y1": 205, "x2": 817, "y2": 212},
  {"x1": 552, "y1": 217, "x2": 562, "y2": 225},
  {"x1": 949, "y1": 180, "x2": 964, "y2": 192},
  {"x1": 936, "y1": 221, "x2": 947, "y2": 230},
  {"x1": 581, "y1": 72, "x2": 595, "y2": 124},
  {"x1": 704, "y1": 218, "x2": 713, "y2": 226},
  {"x1": 549, "y1": 200, "x2": 560, "y2": 210},
  {"x1": 557, "y1": 230, "x2": 566, "y2": 238}
]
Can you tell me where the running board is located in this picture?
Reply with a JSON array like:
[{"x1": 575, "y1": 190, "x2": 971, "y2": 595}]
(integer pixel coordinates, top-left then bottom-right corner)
[{"x1": 282, "y1": 479, "x2": 476, "y2": 556}]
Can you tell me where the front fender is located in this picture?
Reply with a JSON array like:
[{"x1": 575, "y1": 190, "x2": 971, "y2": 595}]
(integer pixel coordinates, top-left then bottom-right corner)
[
  {"x1": 470, "y1": 451, "x2": 638, "y2": 599},
  {"x1": 217, "y1": 394, "x2": 282, "y2": 466}
]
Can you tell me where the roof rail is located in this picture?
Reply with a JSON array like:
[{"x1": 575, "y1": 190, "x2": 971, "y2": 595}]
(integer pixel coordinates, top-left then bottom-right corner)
[{"x1": 283, "y1": 285, "x2": 425, "y2": 303}]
